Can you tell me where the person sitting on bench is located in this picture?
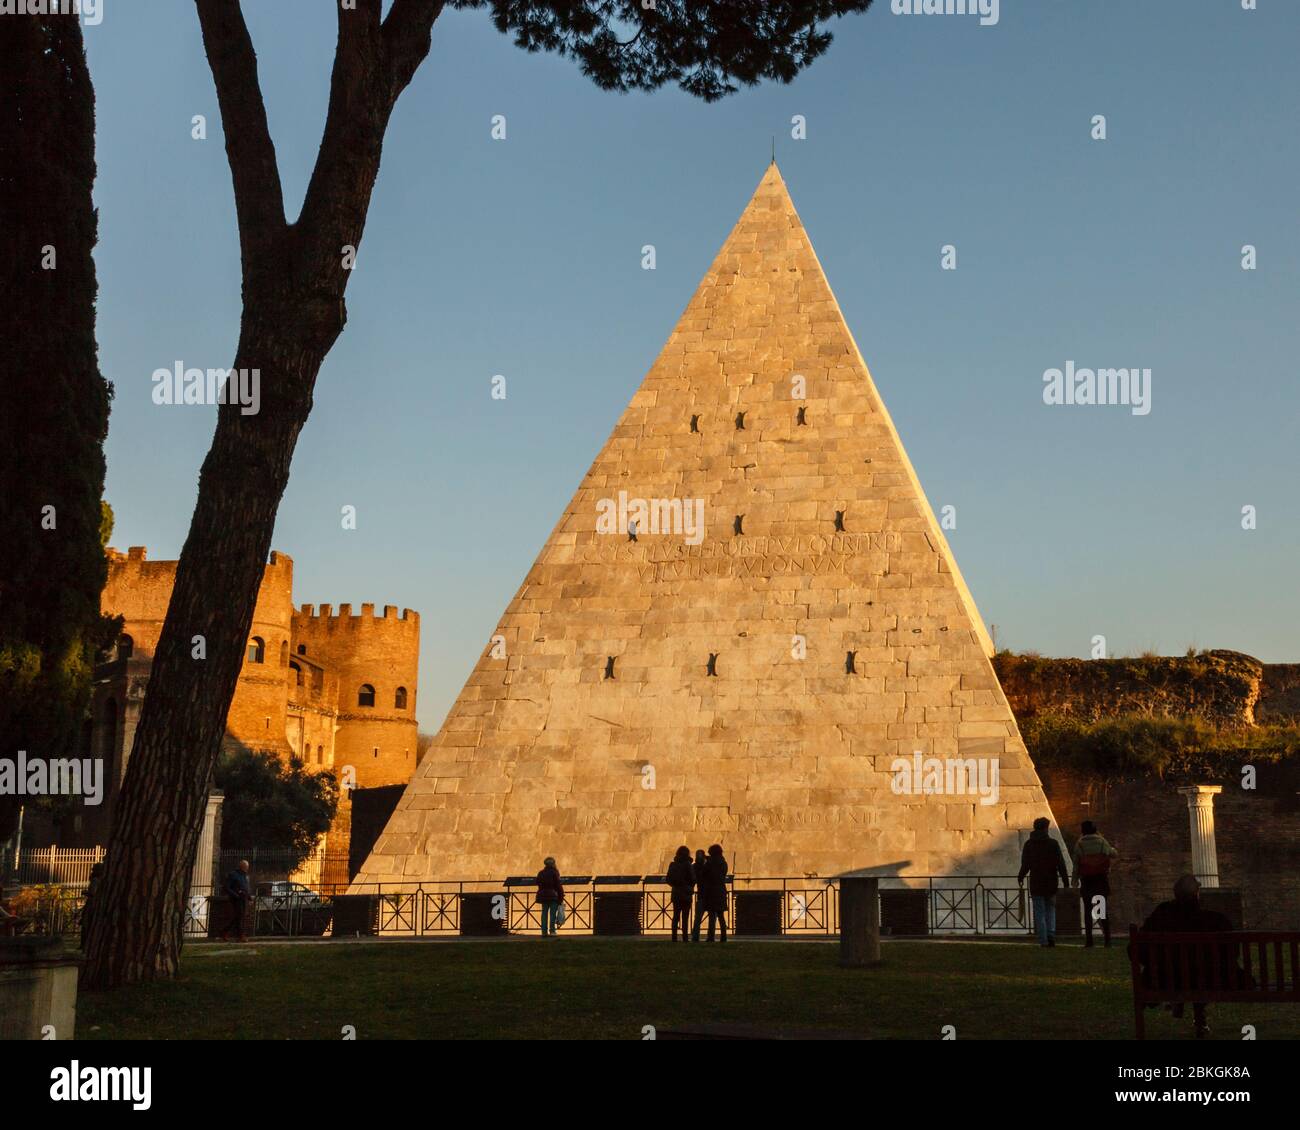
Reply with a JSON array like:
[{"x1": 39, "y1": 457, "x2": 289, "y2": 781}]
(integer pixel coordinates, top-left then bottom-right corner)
[{"x1": 1132, "y1": 874, "x2": 1239, "y2": 1038}]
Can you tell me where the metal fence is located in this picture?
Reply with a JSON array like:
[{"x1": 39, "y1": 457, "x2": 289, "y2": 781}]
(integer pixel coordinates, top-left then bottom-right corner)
[
  {"x1": 9, "y1": 846, "x2": 105, "y2": 888},
  {"x1": 7, "y1": 875, "x2": 1041, "y2": 941}
]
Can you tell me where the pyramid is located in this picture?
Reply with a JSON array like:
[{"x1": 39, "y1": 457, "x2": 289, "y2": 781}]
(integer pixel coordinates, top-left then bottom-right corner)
[{"x1": 357, "y1": 164, "x2": 1059, "y2": 885}]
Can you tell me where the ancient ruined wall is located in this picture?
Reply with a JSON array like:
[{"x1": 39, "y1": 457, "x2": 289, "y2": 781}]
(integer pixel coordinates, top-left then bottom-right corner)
[
  {"x1": 291, "y1": 604, "x2": 420, "y2": 789},
  {"x1": 993, "y1": 651, "x2": 1265, "y2": 727},
  {"x1": 1041, "y1": 764, "x2": 1300, "y2": 929},
  {"x1": 1258, "y1": 664, "x2": 1300, "y2": 722}
]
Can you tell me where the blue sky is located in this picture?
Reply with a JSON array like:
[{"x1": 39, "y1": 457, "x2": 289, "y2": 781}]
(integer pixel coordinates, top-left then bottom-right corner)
[{"x1": 85, "y1": 1, "x2": 1300, "y2": 732}]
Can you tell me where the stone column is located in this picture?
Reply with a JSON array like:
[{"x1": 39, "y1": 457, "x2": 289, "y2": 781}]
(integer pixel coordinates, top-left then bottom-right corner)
[
  {"x1": 190, "y1": 792, "x2": 223, "y2": 894},
  {"x1": 1176, "y1": 785, "x2": 1222, "y2": 888},
  {"x1": 185, "y1": 793, "x2": 224, "y2": 937}
]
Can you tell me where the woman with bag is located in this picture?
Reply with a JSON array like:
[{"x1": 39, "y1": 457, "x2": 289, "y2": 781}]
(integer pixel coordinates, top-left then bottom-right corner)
[
  {"x1": 1072, "y1": 821, "x2": 1118, "y2": 948},
  {"x1": 536, "y1": 856, "x2": 565, "y2": 937}
]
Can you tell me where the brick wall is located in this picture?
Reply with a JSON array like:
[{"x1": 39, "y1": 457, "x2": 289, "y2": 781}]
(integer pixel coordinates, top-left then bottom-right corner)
[{"x1": 1040, "y1": 764, "x2": 1300, "y2": 929}]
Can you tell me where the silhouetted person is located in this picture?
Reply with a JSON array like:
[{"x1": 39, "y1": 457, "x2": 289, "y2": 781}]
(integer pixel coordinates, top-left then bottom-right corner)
[
  {"x1": 698, "y1": 844, "x2": 729, "y2": 943},
  {"x1": 666, "y1": 845, "x2": 695, "y2": 942},
  {"x1": 690, "y1": 848, "x2": 708, "y2": 942},
  {"x1": 1018, "y1": 817, "x2": 1069, "y2": 947},
  {"x1": 0, "y1": 883, "x2": 18, "y2": 937},
  {"x1": 536, "y1": 856, "x2": 564, "y2": 937},
  {"x1": 80, "y1": 861, "x2": 105, "y2": 952},
  {"x1": 1133, "y1": 874, "x2": 1238, "y2": 1038},
  {"x1": 1072, "y1": 820, "x2": 1118, "y2": 948},
  {"x1": 219, "y1": 859, "x2": 251, "y2": 942}
]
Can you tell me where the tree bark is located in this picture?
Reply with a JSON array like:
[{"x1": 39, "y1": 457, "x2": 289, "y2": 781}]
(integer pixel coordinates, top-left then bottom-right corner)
[{"x1": 82, "y1": 0, "x2": 444, "y2": 989}]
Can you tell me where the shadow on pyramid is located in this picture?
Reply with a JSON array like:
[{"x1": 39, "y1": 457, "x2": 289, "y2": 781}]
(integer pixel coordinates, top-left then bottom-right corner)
[{"x1": 355, "y1": 164, "x2": 1060, "y2": 887}]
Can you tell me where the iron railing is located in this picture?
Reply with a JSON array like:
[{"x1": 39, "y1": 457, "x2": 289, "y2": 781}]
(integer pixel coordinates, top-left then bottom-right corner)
[{"x1": 6, "y1": 875, "x2": 1042, "y2": 940}]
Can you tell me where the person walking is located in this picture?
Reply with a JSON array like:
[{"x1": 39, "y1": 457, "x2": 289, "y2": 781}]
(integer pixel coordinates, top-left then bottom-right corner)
[
  {"x1": 536, "y1": 856, "x2": 564, "y2": 937},
  {"x1": 1017, "y1": 818, "x2": 1069, "y2": 947},
  {"x1": 666, "y1": 846, "x2": 695, "y2": 942},
  {"x1": 690, "y1": 848, "x2": 708, "y2": 942},
  {"x1": 698, "y1": 844, "x2": 729, "y2": 943},
  {"x1": 1072, "y1": 820, "x2": 1118, "y2": 948},
  {"x1": 219, "y1": 859, "x2": 251, "y2": 942}
]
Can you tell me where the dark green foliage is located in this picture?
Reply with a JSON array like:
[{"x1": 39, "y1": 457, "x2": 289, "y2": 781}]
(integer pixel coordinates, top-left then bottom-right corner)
[
  {"x1": 1021, "y1": 713, "x2": 1300, "y2": 781},
  {"x1": 0, "y1": 18, "x2": 117, "y2": 841},
  {"x1": 214, "y1": 749, "x2": 339, "y2": 862},
  {"x1": 455, "y1": 1, "x2": 874, "y2": 101}
]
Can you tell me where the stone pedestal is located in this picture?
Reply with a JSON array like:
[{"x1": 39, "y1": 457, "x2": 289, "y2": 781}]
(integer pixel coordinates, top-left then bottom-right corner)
[
  {"x1": 0, "y1": 938, "x2": 80, "y2": 1040},
  {"x1": 1176, "y1": 786, "x2": 1223, "y2": 888},
  {"x1": 839, "y1": 877, "x2": 881, "y2": 967}
]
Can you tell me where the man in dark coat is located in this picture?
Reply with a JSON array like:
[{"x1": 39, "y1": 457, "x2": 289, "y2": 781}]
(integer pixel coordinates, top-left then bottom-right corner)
[
  {"x1": 666, "y1": 846, "x2": 695, "y2": 942},
  {"x1": 1132, "y1": 874, "x2": 1239, "y2": 1038},
  {"x1": 219, "y1": 859, "x2": 251, "y2": 942},
  {"x1": 698, "y1": 844, "x2": 729, "y2": 943},
  {"x1": 1017, "y1": 817, "x2": 1069, "y2": 947}
]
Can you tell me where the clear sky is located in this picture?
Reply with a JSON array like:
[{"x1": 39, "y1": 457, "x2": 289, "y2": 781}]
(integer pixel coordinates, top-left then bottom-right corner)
[{"x1": 84, "y1": 1, "x2": 1300, "y2": 733}]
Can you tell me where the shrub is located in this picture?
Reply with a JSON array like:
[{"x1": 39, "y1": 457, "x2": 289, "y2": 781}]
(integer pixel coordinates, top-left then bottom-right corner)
[{"x1": 1020, "y1": 713, "x2": 1300, "y2": 780}]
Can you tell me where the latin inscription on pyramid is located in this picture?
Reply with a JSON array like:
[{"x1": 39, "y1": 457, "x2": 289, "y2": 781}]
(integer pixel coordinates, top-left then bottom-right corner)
[{"x1": 357, "y1": 165, "x2": 1058, "y2": 884}]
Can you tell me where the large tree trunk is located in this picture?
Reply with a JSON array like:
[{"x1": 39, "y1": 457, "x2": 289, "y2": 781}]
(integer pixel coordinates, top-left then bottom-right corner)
[
  {"x1": 81, "y1": 0, "x2": 443, "y2": 989},
  {"x1": 82, "y1": 308, "x2": 338, "y2": 983}
]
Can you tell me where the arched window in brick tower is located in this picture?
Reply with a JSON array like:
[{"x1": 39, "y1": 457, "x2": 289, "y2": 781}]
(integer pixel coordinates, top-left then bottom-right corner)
[
  {"x1": 279, "y1": 639, "x2": 288, "y2": 666},
  {"x1": 395, "y1": 687, "x2": 408, "y2": 710},
  {"x1": 247, "y1": 637, "x2": 265, "y2": 664},
  {"x1": 358, "y1": 684, "x2": 375, "y2": 708},
  {"x1": 297, "y1": 644, "x2": 306, "y2": 655},
  {"x1": 289, "y1": 661, "x2": 303, "y2": 686}
]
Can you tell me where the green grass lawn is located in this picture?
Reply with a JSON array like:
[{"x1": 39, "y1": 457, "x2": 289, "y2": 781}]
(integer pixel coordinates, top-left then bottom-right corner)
[{"x1": 77, "y1": 938, "x2": 1300, "y2": 1041}]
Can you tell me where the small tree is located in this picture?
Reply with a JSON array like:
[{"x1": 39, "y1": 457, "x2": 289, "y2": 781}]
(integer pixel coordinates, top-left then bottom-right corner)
[{"x1": 214, "y1": 749, "x2": 338, "y2": 866}]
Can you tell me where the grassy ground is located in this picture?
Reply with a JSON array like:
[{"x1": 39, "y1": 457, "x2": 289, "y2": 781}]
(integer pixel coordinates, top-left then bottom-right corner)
[{"x1": 77, "y1": 938, "x2": 1300, "y2": 1041}]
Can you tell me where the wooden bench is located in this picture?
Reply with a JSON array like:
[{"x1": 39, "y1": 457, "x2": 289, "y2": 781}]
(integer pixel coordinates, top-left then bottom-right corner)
[{"x1": 1128, "y1": 925, "x2": 1300, "y2": 1039}]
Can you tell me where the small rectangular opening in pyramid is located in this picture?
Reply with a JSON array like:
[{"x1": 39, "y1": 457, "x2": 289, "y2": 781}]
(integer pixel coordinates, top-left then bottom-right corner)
[{"x1": 355, "y1": 165, "x2": 1061, "y2": 888}]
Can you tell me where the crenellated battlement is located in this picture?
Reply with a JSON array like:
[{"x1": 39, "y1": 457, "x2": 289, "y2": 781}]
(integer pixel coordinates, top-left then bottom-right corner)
[
  {"x1": 295, "y1": 603, "x2": 419, "y2": 626},
  {"x1": 106, "y1": 546, "x2": 293, "y2": 577}
]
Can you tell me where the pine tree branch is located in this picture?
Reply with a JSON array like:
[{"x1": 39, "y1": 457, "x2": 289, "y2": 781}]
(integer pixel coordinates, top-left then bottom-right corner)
[{"x1": 194, "y1": 0, "x2": 287, "y2": 278}]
